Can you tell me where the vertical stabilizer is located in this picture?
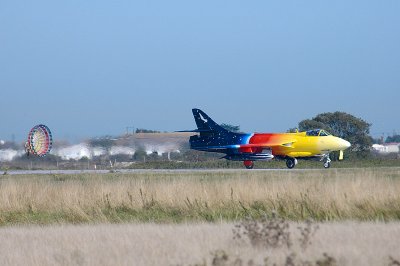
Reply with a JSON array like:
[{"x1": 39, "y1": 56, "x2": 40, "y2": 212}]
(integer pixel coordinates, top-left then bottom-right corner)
[{"x1": 192, "y1": 109, "x2": 227, "y2": 133}]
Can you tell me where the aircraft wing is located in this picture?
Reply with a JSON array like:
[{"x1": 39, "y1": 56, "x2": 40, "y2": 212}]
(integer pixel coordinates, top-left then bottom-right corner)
[{"x1": 194, "y1": 140, "x2": 296, "y2": 152}]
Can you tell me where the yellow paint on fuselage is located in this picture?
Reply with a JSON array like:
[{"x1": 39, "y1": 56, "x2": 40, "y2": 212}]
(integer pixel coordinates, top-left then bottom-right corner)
[{"x1": 253, "y1": 131, "x2": 351, "y2": 158}]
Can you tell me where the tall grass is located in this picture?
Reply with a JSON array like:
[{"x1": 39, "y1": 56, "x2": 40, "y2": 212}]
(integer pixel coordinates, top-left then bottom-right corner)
[{"x1": 0, "y1": 168, "x2": 399, "y2": 225}]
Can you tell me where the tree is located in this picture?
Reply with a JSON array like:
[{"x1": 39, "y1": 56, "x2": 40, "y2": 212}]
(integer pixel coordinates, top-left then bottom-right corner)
[
  {"x1": 372, "y1": 137, "x2": 384, "y2": 144},
  {"x1": 287, "y1": 128, "x2": 297, "y2": 133},
  {"x1": 220, "y1": 123, "x2": 240, "y2": 132},
  {"x1": 298, "y1": 120, "x2": 326, "y2": 132},
  {"x1": 88, "y1": 137, "x2": 114, "y2": 150},
  {"x1": 135, "y1": 128, "x2": 161, "y2": 133},
  {"x1": 133, "y1": 148, "x2": 147, "y2": 161},
  {"x1": 385, "y1": 135, "x2": 400, "y2": 143},
  {"x1": 297, "y1": 112, "x2": 372, "y2": 157}
]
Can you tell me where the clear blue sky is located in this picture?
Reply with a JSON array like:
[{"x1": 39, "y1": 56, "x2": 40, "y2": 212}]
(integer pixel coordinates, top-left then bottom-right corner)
[{"x1": 1, "y1": 1, "x2": 399, "y2": 142}]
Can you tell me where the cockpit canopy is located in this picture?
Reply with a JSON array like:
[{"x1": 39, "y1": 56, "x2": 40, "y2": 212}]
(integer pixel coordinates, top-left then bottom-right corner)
[{"x1": 306, "y1": 129, "x2": 331, "y2": 136}]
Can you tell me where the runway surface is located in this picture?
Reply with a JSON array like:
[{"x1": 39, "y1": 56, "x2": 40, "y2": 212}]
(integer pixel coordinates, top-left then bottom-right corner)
[
  {"x1": 3, "y1": 167, "x2": 399, "y2": 175},
  {"x1": 2, "y1": 169, "x2": 307, "y2": 175}
]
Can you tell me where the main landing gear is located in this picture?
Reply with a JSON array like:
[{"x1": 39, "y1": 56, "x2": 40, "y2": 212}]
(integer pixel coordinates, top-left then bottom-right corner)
[
  {"x1": 285, "y1": 155, "x2": 331, "y2": 169},
  {"x1": 285, "y1": 157, "x2": 298, "y2": 169},
  {"x1": 243, "y1": 155, "x2": 332, "y2": 169},
  {"x1": 243, "y1": 160, "x2": 254, "y2": 169}
]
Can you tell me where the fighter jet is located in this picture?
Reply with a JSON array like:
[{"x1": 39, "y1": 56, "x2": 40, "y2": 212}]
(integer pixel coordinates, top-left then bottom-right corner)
[{"x1": 181, "y1": 109, "x2": 351, "y2": 169}]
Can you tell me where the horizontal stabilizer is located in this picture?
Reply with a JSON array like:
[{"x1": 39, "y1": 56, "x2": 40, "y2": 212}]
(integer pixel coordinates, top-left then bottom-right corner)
[{"x1": 176, "y1": 129, "x2": 214, "y2": 133}]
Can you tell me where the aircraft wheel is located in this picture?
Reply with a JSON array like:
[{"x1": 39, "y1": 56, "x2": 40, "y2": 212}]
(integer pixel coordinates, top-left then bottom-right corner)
[
  {"x1": 244, "y1": 160, "x2": 254, "y2": 169},
  {"x1": 286, "y1": 157, "x2": 296, "y2": 169},
  {"x1": 323, "y1": 155, "x2": 331, "y2": 169}
]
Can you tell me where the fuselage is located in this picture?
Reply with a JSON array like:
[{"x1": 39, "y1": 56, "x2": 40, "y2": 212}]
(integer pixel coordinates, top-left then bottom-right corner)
[
  {"x1": 190, "y1": 130, "x2": 351, "y2": 158},
  {"x1": 244, "y1": 131, "x2": 351, "y2": 157}
]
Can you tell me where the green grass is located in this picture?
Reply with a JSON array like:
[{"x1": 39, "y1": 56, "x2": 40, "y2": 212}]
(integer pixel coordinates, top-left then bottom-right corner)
[{"x1": 2, "y1": 199, "x2": 400, "y2": 226}]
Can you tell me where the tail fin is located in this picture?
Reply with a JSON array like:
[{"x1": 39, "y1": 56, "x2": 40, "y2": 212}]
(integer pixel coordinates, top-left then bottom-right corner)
[{"x1": 192, "y1": 109, "x2": 227, "y2": 133}]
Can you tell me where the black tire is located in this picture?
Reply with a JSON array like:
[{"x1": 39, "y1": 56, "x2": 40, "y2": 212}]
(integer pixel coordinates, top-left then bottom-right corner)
[
  {"x1": 323, "y1": 161, "x2": 331, "y2": 168},
  {"x1": 286, "y1": 158, "x2": 296, "y2": 169},
  {"x1": 245, "y1": 163, "x2": 254, "y2": 169}
]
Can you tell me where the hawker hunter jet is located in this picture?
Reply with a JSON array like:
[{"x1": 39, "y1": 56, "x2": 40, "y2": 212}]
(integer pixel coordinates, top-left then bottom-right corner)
[{"x1": 180, "y1": 109, "x2": 351, "y2": 169}]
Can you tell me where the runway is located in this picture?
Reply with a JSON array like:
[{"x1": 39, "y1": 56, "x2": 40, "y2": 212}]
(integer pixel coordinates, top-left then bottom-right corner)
[
  {"x1": 2, "y1": 168, "x2": 307, "y2": 175},
  {"x1": 3, "y1": 167, "x2": 398, "y2": 175}
]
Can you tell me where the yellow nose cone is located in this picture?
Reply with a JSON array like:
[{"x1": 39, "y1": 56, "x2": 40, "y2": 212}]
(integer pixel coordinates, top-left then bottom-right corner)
[{"x1": 339, "y1": 139, "x2": 351, "y2": 150}]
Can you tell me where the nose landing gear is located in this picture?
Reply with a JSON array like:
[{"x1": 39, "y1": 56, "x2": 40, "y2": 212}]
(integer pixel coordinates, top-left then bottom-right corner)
[{"x1": 322, "y1": 154, "x2": 331, "y2": 168}]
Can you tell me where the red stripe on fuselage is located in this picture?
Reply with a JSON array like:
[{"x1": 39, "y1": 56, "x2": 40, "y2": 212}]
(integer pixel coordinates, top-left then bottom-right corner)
[
  {"x1": 250, "y1": 133, "x2": 277, "y2": 144},
  {"x1": 239, "y1": 133, "x2": 280, "y2": 153}
]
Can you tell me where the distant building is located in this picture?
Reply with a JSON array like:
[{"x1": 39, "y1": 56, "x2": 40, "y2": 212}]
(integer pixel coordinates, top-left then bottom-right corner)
[{"x1": 372, "y1": 143, "x2": 400, "y2": 154}]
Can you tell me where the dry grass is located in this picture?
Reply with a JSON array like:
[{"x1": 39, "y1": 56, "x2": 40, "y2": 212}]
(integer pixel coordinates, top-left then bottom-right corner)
[
  {"x1": 0, "y1": 168, "x2": 399, "y2": 224},
  {"x1": 0, "y1": 222, "x2": 399, "y2": 266},
  {"x1": 1, "y1": 168, "x2": 400, "y2": 265}
]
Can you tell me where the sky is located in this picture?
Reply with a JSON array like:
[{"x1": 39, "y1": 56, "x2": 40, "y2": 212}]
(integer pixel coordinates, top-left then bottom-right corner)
[{"x1": 1, "y1": 0, "x2": 399, "y2": 142}]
